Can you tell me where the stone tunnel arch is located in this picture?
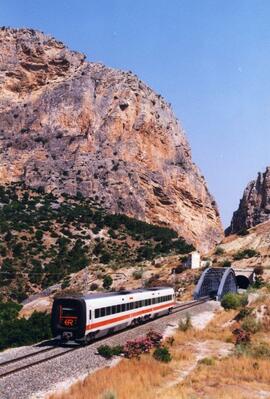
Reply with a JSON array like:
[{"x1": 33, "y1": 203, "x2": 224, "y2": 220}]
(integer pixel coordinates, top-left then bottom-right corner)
[{"x1": 236, "y1": 275, "x2": 250, "y2": 289}]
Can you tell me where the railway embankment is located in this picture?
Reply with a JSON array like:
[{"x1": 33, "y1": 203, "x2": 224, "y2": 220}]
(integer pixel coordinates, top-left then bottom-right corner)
[{"x1": 0, "y1": 301, "x2": 215, "y2": 399}]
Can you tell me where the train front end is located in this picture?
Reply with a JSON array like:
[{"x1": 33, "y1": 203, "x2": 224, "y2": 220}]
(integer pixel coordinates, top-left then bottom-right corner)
[{"x1": 51, "y1": 297, "x2": 86, "y2": 342}]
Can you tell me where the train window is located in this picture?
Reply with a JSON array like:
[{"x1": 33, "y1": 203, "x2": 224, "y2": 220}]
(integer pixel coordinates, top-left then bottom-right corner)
[
  {"x1": 121, "y1": 304, "x2": 126, "y2": 312},
  {"x1": 95, "y1": 309, "x2": 100, "y2": 318},
  {"x1": 106, "y1": 307, "x2": 111, "y2": 316},
  {"x1": 141, "y1": 300, "x2": 145, "y2": 307},
  {"x1": 100, "y1": 308, "x2": 106, "y2": 317},
  {"x1": 112, "y1": 305, "x2": 117, "y2": 314},
  {"x1": 135, "y1": 301, "x2": 139, "y2": 308},
  {"x1": 89, "y1": 310, "x2": 91, "y2": 320},
  {"x1": 130, "y1": 302, "x2": 134, "y2": 310},
  {"x1": 152, "y1": 298, "x2": 156, "y2": 304},
  {"x1": 117, "y1": 304, "x2": 121, "y2": 313}
]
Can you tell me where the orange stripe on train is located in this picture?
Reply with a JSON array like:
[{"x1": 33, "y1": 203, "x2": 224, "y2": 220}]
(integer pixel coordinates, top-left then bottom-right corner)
[{"x1": 86, "y1": 301, "x2": 175, "y2": 330}]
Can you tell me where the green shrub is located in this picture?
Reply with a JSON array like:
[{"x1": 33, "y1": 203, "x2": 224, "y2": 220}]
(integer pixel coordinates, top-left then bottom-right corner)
[
  {"x1": 132, "y1": 269, "x2": 143, "y2": 280},
  {"x1": 100, "y1": 252, "x2": 111, "y2": 264},
  {"x1": 102, "y1": 391, "x2": 117, "y2": 399},
  {"x1": 97, "y1": 344, "x2": 123, "y2": 359},
  {"x1": 237, "y1": 228, "x2": 249, "y2": 236},
  {"x1": 90, "y1": 283, "x2": 99, "y2": 291},
  {"x1": 178, "y1": 313, "x2": 192, "y2": 332},
  {"x1": 251, "y1": 342, "x2": 270, "y2": 358},
  {"x1": 153, "y1": 346, "x2": 172, "y2": 363},
  {"x1": 236, "y1": 307, "x2": 253, "y2": 321},
  {"x1": 253, "y1": 275, "x2": 265, "y2": 289},
  {"x1": 97, "y1": 345, "x2": 114, "y2": 359},
  {"x1": 0, "y1": 309, "x2": 51, "y2": 350},
  {"x1": 215, "y1": 246, "x2": 224, "y2": 255},
  {"x1": 199, "y1": 357, "x2": 215, "y2": 366},
  {"x1": 35, "y1": 230, "x2": 43, "y2": 240},
  {"x1": 103, "y1": 275, "x2": 113, "y2": 290},
  {"x1": 241, "y1": 317, "x2": 261, "y2": 334},
  {"x1": 221, "y1": 293, "x2": 248, "y2": 310},
  {"x1": 222, "y1": 260, "x2": 232, "y2": 268},
  {"x1": 233, "y1": 249, "x2": 258, "y2": 260}
]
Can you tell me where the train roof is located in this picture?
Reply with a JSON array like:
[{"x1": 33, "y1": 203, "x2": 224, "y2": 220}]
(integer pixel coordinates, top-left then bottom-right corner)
[
  {"x1": 55, "y1": 287, "x2": 174, "y2": 301},
  {"x1": 84, "y1": 286, "x2": 173, "y2": 300}
]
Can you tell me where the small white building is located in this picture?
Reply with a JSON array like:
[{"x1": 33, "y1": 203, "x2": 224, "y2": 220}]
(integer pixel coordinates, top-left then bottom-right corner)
[{"x1": 184, "y1": 251, "x2": 201, "y2": 269}]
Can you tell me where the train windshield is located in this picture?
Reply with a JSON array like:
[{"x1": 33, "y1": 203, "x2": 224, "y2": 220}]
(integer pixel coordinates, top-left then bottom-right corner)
[{"x1": 59, "y1": 303, "x2": 79, "y2": 328}]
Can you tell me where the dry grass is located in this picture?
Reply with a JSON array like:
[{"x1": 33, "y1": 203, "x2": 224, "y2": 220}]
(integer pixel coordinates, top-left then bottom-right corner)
[
  {"x1": 179, "y1": 355, "x2": 270, "y2": 398},
  {"x1": 48, "y1": 356, "x2": 172, "y2": 399}
]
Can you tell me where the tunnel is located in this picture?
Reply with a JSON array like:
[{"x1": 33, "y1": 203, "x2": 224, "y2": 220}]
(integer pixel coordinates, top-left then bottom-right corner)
[{"x1": 236, "y1": 275, "x2": 250, "y2": 289}]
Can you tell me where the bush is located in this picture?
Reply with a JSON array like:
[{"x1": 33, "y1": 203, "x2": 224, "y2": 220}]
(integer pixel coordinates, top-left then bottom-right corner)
[
  {"x1": 97, "y1": 344, "x2": 124, "y2": 359},
  {"x1": 253, "y1": 275, "x2": 265, "y2": 289},
  {"x1": 215, "y1": 246, "x2": 224, "y2": 255},
  {"x1": 222, "y1": 260, "x2": 231, "y2": 268},
  {"x1": 174, "y1": 265, "x2": 185, "y2": 274},
  {"x1": 221, "y1": 292, "x2": 248, "y2": 310},
  {"x1": 103, "y1": 275, "x2": 113, "y2": 290},
  {"x1": 146, "y1": 330, "x2": 163, "y2": 347},
  {"x1": 237, "y1": 228, "x2": 249, "y2": 236},
  {"x1": 102, "y1": 391, "x2": 117, "y2": 399},
  {"x1": 254, "y1": 266, "x2": 264, "y2": 276},
  {"x1": 251, "y1": 342, "x2": 270, "y2": 358},
  {"x1": 178, "y1": 313, "x2": 192, "y2": 331},
  {"x1": 132, "y1": 269, "x2": 143, "y2": 280},
  {"x1": 241, "y1": 317, "x2": 261, "y2": 334},
  {"x1": 236, "y1": 307, "x2": 253, "y2": 321},
  {"x1": 0, "y1": 310, "x2": 52, "y2": 350},
  {"x1": 199, "y1": 357, "x2": 215, "y2": 366},
  {"x1": 233, "y1": 249, "x2": 258, "y2": 260},
  {"x1": 124, "y1": 337, "x2": 153, "y2": 358},
  {"x1": 90, "y1": 283, "x2": 99, "y2": 291},
  {"x1": 153, "y1": 347, "x2": 172, "y2": 363},
  {"x1": 233, "y1": 328, "x2": 251, "y2": 346}
]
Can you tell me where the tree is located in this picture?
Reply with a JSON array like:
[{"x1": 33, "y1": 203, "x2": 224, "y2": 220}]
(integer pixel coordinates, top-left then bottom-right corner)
[{"x1": 103, "y1": 275, "x2": 113, "y2": 290}]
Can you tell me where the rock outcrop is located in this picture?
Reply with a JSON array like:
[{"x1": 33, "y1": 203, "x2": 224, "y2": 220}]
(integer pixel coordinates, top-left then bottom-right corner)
[
  {"x1": 0, "y1": 27, "x2": 223, "y2": 252},
  {"x1": 226, "y1": 166, "x2": 270, "y2": 235}
]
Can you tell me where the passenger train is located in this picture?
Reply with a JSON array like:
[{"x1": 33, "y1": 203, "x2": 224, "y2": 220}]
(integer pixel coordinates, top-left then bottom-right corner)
[{"x1": 51, "y1": 287, "x2": 175, "y2": 344}]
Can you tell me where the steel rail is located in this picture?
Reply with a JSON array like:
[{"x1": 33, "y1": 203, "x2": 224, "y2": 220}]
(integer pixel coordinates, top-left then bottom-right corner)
[
  {"x1": 0, "y1": 347, "x2": 77, "y2": 379},
  {"x1": 0, "y1": 345, "x2": 58, "y2": 368}
]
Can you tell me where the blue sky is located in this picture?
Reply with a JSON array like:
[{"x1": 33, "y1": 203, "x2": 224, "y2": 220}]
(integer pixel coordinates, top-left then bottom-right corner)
[{"x1": 1, "y1": 0, "x2": 270, "y2": 227}]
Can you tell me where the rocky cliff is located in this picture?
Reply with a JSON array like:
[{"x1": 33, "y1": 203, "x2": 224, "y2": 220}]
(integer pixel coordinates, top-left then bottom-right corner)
[
  {"x1": 226, "y1": 166, "x2": 270, "y2": 235},
  {"x1": 0, "y1": 27, "x2": 223, "y2": 252}
]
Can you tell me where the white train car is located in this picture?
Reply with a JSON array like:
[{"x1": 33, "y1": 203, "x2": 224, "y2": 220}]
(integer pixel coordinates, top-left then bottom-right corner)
[{"x1": 51, "y1": 287, "x2": 175, "y2": 344}]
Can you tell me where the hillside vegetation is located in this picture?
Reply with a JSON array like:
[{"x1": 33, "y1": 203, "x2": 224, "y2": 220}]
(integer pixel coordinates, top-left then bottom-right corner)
[
  {"x1": 0, "y1": 183, "x2": 194, "y2": 301},
  {"x1": 0, "y1": 301, "x2": 51, "y2": 351}
]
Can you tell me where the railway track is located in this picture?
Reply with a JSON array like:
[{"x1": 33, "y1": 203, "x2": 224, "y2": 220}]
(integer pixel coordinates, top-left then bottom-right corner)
[{"x1": 0, "y1": 297, "x2": 208, "y2": 380}]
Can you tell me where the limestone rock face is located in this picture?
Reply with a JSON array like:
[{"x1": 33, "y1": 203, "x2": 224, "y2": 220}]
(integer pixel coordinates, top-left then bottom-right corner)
[
  {"x1": 0, "y1": 27, "x2": 223, "y2": 252},
  {"x1": 226, "y1": 167, "x2": 270, "y2": 235}
]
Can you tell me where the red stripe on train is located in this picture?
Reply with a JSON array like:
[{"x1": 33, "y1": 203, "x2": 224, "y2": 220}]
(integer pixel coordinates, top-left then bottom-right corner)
[{"x1": 86, "y1": 301, "x2": 175, "y2": 330}]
